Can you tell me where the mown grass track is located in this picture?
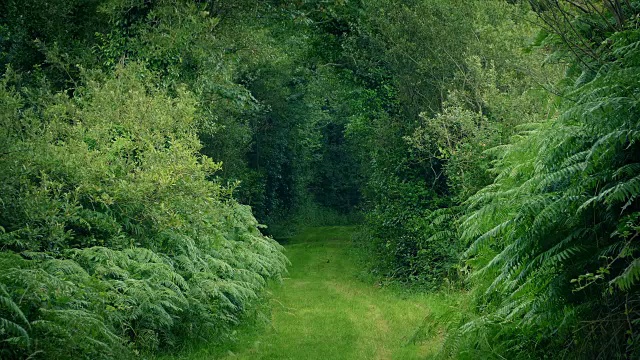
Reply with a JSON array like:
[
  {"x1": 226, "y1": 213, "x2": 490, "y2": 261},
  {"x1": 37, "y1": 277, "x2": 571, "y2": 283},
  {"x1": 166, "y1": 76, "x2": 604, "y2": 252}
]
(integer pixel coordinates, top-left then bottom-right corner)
[{"x1": 162, "y1": 226, "x2": 465, "y2": 360}]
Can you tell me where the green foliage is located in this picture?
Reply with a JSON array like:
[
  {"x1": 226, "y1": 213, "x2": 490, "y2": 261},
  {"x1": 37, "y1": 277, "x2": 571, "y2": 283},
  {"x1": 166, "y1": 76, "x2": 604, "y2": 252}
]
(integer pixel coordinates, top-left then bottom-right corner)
[
  {"x1": 0, "y1": 66, "x2": 287, "y2": 359},
  {"x1": 445, "y1": 4, "x2": 640, "y2": 357},
  {"x1": 5, "y1": 0, "x2": 640, "y2": 358},
  {"x1": 0, "y1": 283, "x2": 29, "y2": 349},
  {"x1": 347, "y1": 0, "x2": 560, "y2": 286}
]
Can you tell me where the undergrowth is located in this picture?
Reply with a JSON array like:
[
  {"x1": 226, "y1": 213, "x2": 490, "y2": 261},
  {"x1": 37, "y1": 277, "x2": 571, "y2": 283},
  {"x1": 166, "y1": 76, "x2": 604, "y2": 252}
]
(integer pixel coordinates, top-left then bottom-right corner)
[{"x1": 0, "y1": 66, "x2": 287, "y2": 359}]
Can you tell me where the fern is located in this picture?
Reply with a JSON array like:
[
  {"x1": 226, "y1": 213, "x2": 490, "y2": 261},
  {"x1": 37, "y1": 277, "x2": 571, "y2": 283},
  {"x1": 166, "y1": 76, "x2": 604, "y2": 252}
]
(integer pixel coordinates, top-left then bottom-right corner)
[
  {"x1": 447, "y1": 15, "x2": 640, "y2": 359},
  {"x1": 611, "y1": 258, "x2": 640, "y2": 291},
  {"x1": 0, "y1": 285, "x2": 29, "y2": 347}
]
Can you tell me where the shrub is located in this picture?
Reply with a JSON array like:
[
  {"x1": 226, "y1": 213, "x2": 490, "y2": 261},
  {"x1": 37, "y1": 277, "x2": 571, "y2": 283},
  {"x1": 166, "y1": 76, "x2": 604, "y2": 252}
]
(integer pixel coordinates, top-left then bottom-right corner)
[{"x1": 0, "y1": 65, "x2": 287, "y2": 359}]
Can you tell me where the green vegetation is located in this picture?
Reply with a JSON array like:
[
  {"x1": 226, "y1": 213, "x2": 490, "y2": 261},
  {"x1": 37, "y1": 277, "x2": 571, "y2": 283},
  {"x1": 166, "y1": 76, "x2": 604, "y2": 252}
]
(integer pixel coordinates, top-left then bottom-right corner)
[
  {"x1": 1, "y1": 0, "x2": 640, "y2": 359},
  {"x1": 0, "y1": 66, "x2": 287, "y2": 358},
  {"x1": 160, "y1": 226, "x2": 466, "y2": 360}
]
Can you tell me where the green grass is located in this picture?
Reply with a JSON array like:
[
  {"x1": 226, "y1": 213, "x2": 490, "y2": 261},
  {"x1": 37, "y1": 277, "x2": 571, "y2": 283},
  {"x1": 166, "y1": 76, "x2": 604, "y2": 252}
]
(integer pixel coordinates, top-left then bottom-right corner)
[{"x1": 160, "y1": 226, "x2": 467, "y2": 360}]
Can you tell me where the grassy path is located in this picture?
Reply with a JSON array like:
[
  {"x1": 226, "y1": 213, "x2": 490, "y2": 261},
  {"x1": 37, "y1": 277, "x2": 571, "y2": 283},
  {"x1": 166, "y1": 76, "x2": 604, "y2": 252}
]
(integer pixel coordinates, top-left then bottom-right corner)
[{"x1": 168, "y1": 226, "x2": 462, "y2": 360}]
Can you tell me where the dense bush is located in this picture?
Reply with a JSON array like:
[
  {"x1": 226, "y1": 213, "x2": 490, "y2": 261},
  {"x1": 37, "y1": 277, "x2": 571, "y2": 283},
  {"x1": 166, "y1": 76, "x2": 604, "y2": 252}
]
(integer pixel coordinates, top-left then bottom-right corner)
[
  {"x1": 445, "y1": 2, "x2": 640, "y2": 358},
  {"x1": 342, "y1": 0, "x2": 559, "y2": 286},
  {"x1": 0, "y1": 66, "x2": 287, "y2": 359}
]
